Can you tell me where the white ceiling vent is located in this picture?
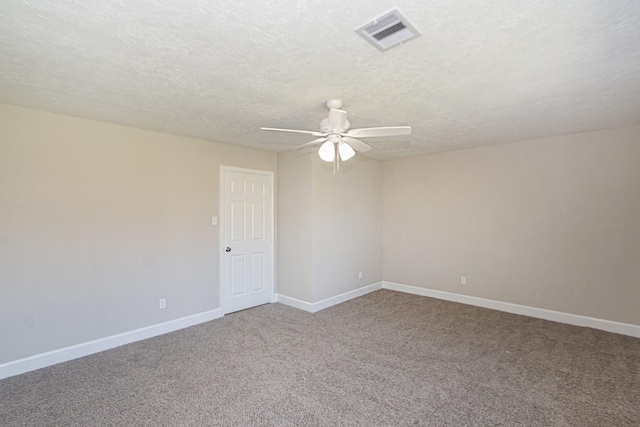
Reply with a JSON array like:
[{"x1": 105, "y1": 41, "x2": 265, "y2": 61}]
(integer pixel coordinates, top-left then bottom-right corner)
[{"x1": 355, "y1": 8, "x2": 421, "y2": 51}]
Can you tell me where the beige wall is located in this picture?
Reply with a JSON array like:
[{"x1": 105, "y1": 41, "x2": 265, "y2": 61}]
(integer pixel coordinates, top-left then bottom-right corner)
[
  {"x1": 277, "y1": 150, "x2": 383, "y2": 303},
  {"x1": 276, "y1": 150, "x2": 313, "y2": 301},
  {"x1": 0, "y1": 104, "x2": 276, "y2": 364},
  {"x1": 4, "y1": 101, "x2": 638, "y2": 366},
  {"x1": 383, "y1": 126, "x2": 640, "y2": 325},
  {"x1": 311, "y1": 154, "x2": 383, "y2": 301}
]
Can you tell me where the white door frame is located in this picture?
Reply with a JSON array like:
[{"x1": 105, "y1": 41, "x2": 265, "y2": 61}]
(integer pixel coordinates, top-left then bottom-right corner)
[{"x1": 219, "y1": 165, "x2": 275, "y2": 314}]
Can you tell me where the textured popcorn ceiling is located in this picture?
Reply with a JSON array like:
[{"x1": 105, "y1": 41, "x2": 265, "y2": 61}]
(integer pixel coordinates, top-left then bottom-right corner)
[{"x1": 1, "y1": 0, "x2": 639, "y2": 159}]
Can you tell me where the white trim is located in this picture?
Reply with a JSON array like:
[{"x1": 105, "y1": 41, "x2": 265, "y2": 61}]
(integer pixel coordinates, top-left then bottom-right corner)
[
  {"x1": 219, "y1": 166, "x2": 275, "y2": 315},
  {"x1": 8, "y1": 281, "x2": 636, "y2": 381},
  {"x1": 277, "y1": 282, "x2": 383, "y2": 313},
  {"x1": 0, "y1": 309, "x2": 222, "y2": 380},
  {"x1": 382, "y1": 281, "x2": 640, "y2": 338},
  {"x1": 275, "y1": 294, "x2": 316, "y2": 312}
]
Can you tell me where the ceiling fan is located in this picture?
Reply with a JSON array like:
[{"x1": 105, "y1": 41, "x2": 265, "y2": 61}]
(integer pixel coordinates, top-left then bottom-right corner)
[{"x1": 261, "y1": 100, "x2": 411, "y2": 170}]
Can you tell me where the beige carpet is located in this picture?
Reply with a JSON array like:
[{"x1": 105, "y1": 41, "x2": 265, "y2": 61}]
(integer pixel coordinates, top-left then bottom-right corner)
[{"x1": 1, "y1": 290, "x2": 639, "y2": 426}]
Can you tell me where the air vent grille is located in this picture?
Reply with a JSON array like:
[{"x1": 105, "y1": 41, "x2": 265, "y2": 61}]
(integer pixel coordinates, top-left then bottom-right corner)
[
  {"x1": 372, "y1": 22, "x2": 407, "y2": 41},
  {"x1": 355, "y1": 8, "x2": 421, "y2": 51},
  {"x1": 364, "y1": 15, "x2": 399, "y2": 36}
]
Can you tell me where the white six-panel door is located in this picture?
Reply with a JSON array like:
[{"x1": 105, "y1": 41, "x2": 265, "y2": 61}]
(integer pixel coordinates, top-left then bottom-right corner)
[{"x1": 221, "y1": 167, "x2": 274, "y2": 314}]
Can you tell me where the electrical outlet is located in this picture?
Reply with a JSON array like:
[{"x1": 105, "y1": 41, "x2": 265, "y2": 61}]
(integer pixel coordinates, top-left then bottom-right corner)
[
  {"x1": 460, "y1": 276, "x2": 467, "y2": 285},
  {"x1": 159, "y1": 298, "x2": 166, "y2": 309},
  {"x1": 358, "y1": 271, "x2": 363, "y2": 279}
]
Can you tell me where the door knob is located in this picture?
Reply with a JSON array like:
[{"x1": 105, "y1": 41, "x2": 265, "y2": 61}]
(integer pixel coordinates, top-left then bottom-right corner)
[{"x1": 225, "y1": 247, "x2": 231, "y2": 252}]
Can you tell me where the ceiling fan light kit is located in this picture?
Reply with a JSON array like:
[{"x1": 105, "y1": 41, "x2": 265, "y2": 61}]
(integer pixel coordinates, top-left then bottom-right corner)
[
  {"x1": 261, "y1": 99, "x2": 412, "y2": 173},
  {"x1": 318, "y1": 140, "x2": 335, "y2": 162},
  {"x1": 338, "y1": 141, "x2": 355, "y2": 161}
]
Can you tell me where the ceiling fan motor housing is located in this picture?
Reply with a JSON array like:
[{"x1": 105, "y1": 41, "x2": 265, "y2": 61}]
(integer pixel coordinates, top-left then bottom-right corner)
[{"x1": 320, "y1": 117, "x2": 350, "y2": 134}]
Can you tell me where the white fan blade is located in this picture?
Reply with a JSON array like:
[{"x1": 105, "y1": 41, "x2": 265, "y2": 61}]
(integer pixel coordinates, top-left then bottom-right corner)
[
  {"x1": 327, "y1": 109, "x2": 348, "y2": 131},
  {"x1": 342, "y1": 136, "x2": 372, "y2": 152},
  {"x1": 345, "y1": 126, "x2": 412, "y2": 138},
  {"x1": 292, "y1": 137, "x2": 327, "y2": 151},
  {"x1": 261, "y1": 127, "x2": 325, "y2": 137}
]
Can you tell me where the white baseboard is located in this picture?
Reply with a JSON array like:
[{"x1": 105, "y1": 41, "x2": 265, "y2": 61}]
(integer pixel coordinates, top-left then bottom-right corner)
[
  {"x1": 383, "y1": 281, "x2": 640, "y2": 338},
  {"x1": 276, "y1": 294, "x2": 316, "y2": 312},
  {"x1": 277, "y1": 282, "x2": 383, "y2": 313},
  {"x1": 0, "y1": 308, "x2": 223, "y2": 380},
  {"x1": 6, "y1": 282, "x2": 636, "y2": 381}
]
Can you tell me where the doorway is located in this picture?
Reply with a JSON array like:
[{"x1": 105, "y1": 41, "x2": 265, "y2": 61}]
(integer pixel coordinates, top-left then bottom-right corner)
[{"x1": 220, "y1": 166, "x2": 274, "y2": 314}]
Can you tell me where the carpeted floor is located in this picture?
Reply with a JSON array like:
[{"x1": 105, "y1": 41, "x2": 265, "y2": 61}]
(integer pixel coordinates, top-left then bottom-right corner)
[{"x1": 1, "y1": 289, "x2": 639, "y2": 426}]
